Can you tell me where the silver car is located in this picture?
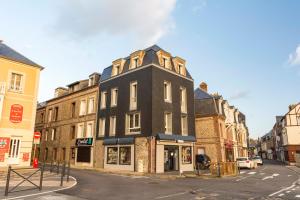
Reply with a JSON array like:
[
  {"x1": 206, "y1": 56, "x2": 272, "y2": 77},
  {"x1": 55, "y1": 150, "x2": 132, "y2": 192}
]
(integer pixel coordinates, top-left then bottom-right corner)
[{"x1": 251, "y1": 156, "x2": 263, "y2": 165}]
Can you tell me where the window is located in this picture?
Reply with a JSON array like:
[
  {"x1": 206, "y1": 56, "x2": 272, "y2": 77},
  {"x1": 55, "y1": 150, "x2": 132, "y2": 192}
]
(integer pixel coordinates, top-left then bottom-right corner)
[
  {"x1": 109, "y1": 116, "x2": 116, "y2": 136},
  {"x1": 45, "y1": 148, "x2": 48, "y2": 161},
  {"x1": 182, "y1": 146, "x2": 192, "y2": 164},
  {"x1": 162, "y1": 57, "x2": 170, "y2": 69},
  {"x1": 178, "y1": 64, "x2": 185, "y2": 75},
  {"x1": 180, "y1": 87, "x2": 187, "y2": 113},
  {"x1": 71, "y1": 102, "x2": 76, "y2": 118},
  {"x1": 51, "y1": 129, "x2": 57, "y2": 140},
  {"x1": 48, "y1": 109, "x2": 53, "y2": 122},
  {"x1": 45, "y1": 131, "x2": 48, "y2": 141},
  {"x1": 41, "y1": 112, "x2": 44, "y2": 123},
  {"x1": 111, "y1": 88, "x2": 118, "y2": 107},
  {"x1": 107, "y1": 147, "x2": 118, "y2": 164},
  {"x1": 70, "y1": 125, "x2": 76, "y2": 139},
  {"x1": 9, "y1": 139, "x2": 20, "y2": 158},
  {"x1": 126, "y1": 113, "x2": 140, "y2": 134},
  {"x1": 100, "y1": 91, "x2": 107, "y2": 109},
  {"x1": 164, "y1": 81, "x2": 172, "y2": 102},
  {"x1": 130, "y1": 57, "x2": 139, "y2": 69},
  {"x1": 88, "y1": 97, "x2": 95, "y2": 114},
  {"x1": 53, "y1": 148, "x2": 57, "y2": 161},
  {"x1": 71, "y1": 148, "x2": 75, "y2": 159},
  {"x1": 98, "y1": 118, "x2": 106, "y2": 137},
  {"x1": 54, "y1": 107, "x2": 59, "y2": 121},
  {"x1": 86, "y1": 122, "x2": 93, "y2": 138},
  {"x1": 112, "y1": 65, "x2": 121, "y2": 76},
  {"x1": 77, "y1": 123, "x2": 84, "y2": 138},
  {"x1": 297, "y1": 115, "x2": 300, "y2": 125},
  {"x1": 79, "y1": 99, "x2": 87, "y2": 115},
  {"x1": 9, "y1": 72, "x2": 23, "y2": 92},
  {"x1": 130, "y1": 82, "x2": 137, "y2": 110},
  {"x1": 181, "y1": 115, "x2": 188, "y2": 136},
  {"x1": 119, "y1": 147, "x2": 131, "y2": 165},
  {"x1": 88, "y1": 76, "x2": 94, "y2": 86},
  {"x1": 164, "y1": 112, "x2": 172, "y2": 134}
]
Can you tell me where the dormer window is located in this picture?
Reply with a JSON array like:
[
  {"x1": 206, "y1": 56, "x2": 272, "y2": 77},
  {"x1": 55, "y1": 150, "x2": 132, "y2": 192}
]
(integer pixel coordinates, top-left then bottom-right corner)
[
  {"x1": 162, "y1": 57, "x2": 170, "y2": 69},
  {"x1": 112, "y1": 58, "x2": 125, "y2": 76},
  {"x1": 178, "y1": 64, "x2": 184, "y2": 75},
  {"x1": 129, "y1": 50, "x2": 145, "y2": 70},
  {"x1": 130, "y1": 57, "x2": 139, "y2": 69},
  {"x1": 172, "y1": 57, "x2": 186, "y2": 76},
  {"x1": 88, "y1": 76, "x2": 94, "y2": 86}
]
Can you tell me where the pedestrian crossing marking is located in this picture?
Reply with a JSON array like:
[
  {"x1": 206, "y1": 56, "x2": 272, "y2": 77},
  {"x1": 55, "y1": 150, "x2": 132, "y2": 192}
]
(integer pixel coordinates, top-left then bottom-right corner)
[
  {"x1": 278, "y1": 193, "x2": 284, "y2": 197},
  {"x1": 296, "y1": 195, "x2": 300, "y2": 198},
  {"x1": 240, "y1": 171, "x2": 246, "y2": 174},
  {"x1": 248, "y1": 172, "x2": 256, "y2": 175}
]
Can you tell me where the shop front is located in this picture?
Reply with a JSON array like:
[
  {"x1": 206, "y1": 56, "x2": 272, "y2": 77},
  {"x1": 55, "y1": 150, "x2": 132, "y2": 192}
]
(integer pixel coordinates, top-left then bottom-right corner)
[
  {"x1": 75, "y1": 137, "x2": 93, "y2": 167},
  {"x1": 103, "y1": 138, "x2": 135, "y2": 171},
  {"x1": 156, "y1": 134, "x2": 195, "y2": 173},
  {"x1": 225, "y1": 140, "x2": 234, "y2": 161}
]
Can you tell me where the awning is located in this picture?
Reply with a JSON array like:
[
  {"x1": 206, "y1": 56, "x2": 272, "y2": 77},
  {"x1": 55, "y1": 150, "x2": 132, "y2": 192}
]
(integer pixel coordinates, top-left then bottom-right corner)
[
  {"x1": 103, "y1": 137, "x2": 134, "y2": 145},
  {"x1": 156, "y1": 133, "x2": 196, "y2": 142}
]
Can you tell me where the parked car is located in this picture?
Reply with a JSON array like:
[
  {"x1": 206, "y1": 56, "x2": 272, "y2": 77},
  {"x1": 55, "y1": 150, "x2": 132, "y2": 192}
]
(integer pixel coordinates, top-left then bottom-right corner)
[
  {"x1": 251, "y1": 156, "x2": 263, "y2": 165},
  {"x1": 237, "y1": 157, "x2": 256, "y2": 169},
  {"x1": 195, "y1": 154, "x2": 211, "y2": 170}
]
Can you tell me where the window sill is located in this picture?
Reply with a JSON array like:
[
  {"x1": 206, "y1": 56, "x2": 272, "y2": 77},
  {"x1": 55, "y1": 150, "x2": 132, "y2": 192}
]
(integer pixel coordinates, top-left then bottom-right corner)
[
  {"x1": 126, "y1": 132, "x2": 141, "y2": 135},
  {"x1": 8, "y1": 89, "x2": 24, "y2": 94},
  {"x1": 110, "y1": 105, "x2": 117, "y2": 108},
  {"x1": 164, "y1": 100, "x2": 172, "y2": 103}
]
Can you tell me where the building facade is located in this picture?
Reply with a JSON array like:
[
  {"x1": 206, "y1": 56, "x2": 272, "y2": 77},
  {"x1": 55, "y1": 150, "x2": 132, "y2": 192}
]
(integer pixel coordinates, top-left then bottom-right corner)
[
  {"x1": 34, "y1": 73, "x2": 100, "y2": 167},
  {"x1": 0, "y1": 41, "x2": 43, "y2": 167},
  {"x1": 96, "y1": 45, "x2": 195, "y2": 173},
  {"x1": 194, "y1": 82, "x2": 249, "y2": 162}
]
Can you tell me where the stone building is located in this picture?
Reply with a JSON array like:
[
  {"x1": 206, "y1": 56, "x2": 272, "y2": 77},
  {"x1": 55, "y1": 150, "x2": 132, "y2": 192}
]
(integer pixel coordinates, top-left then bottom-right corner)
[
  {"x1": 96, "y1": 45, "x2": 195, "y2": 173},
  {"x1": 34, "y1": 73, "x2": 100, "y2": 167},
  {"x1": 0, "y1": 41, "x2": 43, "y2": 167},
  {"x1": 194, "y1": 82, "x2": 249, "y2": 162}
]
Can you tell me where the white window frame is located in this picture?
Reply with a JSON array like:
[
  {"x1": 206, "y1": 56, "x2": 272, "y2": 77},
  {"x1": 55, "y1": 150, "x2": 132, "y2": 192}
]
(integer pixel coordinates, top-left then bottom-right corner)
[
  {"x1": 162, "y1": 56, "x2": 170, "y2": 69},
  {"x1": 51, "y1": 128, "x2": 56, "y2": 141},
  {"x1": 88, "y1": 97, "x2": 95, "y2": 114},
  {"x1": 130, "y1": 81, "x2": 137, "y2": 110},
  {"x1": 98, "y1": 118, "x2": 106, "y2": 137},
  {"x1": 45, "y1": 131, "x2": 48, "y2": 141},
  {"x1": 100, "y1": 91, "x2": 107, "y2": 109},
  {"x1": 178, "y1": 64, "x2": 185, "y2": 75},
  {"x1": 164, "y1": 112, "x2": 172, "y2": 134},
  {"x1": 48, "y1": 109, "x2": 53, "y2": 122},
  {"x1": 109, "y1": 116, "x2": 116, "y2": 136},
  {"x1": 130, "y1": 56, "x2": 139, "y2": 69},
  {"x1": 126, "y1": 113, "x2": 141, "y2": 134},
  {"x1": 180, "y1": 87, "x2": 187, "y2": 113},
  {"x1": 181, "y1": 115, "x2": 188, "y2": 136},
  {"x1": 8, "y1": 71, "x2": 25, "y2": 93},
  {"x1": 9, "y1": 139, "x2": 21, "y2": 158},
  {"x1": 77, "y1": 123, "x2": 84, "y2": 138},
  {"x1": 79, "y1": 99, "x2": 87, "y2": 116},
  {"x1": 86, "y1": 121, "x2": 94, "y2": 138},
  {"x1": 164, "y1": 81, "x2": 172, "y2": 103},
  {"x1": 111, "y1": 88, "x2": 118, "y2": 107},
  {"x1": 112, "y1": 64, "x2": 121, "y2": 76}
]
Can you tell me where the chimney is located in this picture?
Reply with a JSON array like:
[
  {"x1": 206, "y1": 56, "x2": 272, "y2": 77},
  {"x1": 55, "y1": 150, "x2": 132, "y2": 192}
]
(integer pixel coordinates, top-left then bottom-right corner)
[
  {"x1": 199, "y1": 82, "x2": 208, "y2": 92},
  {"x1": 289, "y1": 104, "x2": 296, "y2": 111},
  {"x1": 54, "y1": 87, "x2": 68, "y2": 98}
]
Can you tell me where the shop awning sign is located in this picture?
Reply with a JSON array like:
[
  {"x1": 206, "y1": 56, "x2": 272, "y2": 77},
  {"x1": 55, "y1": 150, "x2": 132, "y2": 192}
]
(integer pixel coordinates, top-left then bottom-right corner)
[
  {"x1": 76, "y1": 138, "x2": 93, "y2": 147},
  {"x1": 10, "y1": 104, "x2": 23, "y2": 123}
]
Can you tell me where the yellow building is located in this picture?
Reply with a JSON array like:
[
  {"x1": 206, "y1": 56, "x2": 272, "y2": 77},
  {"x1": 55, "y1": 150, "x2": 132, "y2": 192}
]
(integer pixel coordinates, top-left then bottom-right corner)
[{"x1": 0, "y1": 41, "x2": 43, "y2": 167}]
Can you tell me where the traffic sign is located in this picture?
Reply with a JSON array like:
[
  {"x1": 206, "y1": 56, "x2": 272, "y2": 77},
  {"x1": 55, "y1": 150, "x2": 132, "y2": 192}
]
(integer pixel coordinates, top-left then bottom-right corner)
[{"x1": 34, "y1": 132, "x2": 41, "y2": 139}]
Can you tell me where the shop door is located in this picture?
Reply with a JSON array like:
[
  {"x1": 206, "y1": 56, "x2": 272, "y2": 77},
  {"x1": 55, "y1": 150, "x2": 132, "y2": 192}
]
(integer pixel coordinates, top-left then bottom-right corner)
[{"x1": 164, "y1": 146, "x2": 179, "y2": 171}]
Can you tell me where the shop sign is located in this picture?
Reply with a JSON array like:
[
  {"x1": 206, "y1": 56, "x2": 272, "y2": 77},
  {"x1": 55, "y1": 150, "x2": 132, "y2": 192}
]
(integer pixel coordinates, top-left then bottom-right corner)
[
  {"x1": 0, "y1": 137, "x2": 10, "y2": 153},
  {"x1": 76, "y1": 138, "x2": 93, "y2": 147},
  {"x1": 22, "y1": 153, "x2": 29, "y2": 162},
  {"x1": 10, "y1": 104, "x2": 23, "y2": 123}
]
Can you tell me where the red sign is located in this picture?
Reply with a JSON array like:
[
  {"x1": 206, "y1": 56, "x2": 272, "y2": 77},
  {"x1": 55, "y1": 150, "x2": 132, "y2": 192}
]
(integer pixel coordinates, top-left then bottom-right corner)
[
  {"x1": 22, "y1": 153, "x2": 29, "y2": 162},
  {"x1": 0, "y1": 137, "x2": 10, "y2": 153},
  {"x1": 10, "y1": 104, "x2": 23, "y2": 123},
  {"x1": 0, "y1": 154, "x2": 5, "y2": 162},
  {"x1": 34, "y1": 132, "x2": 41, "y2": 139}
]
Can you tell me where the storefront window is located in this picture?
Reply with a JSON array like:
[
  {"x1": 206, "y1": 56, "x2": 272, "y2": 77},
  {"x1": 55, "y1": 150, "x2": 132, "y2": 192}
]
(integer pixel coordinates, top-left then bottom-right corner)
[
  {"x1": 107, "y1": 147, "x2": 118, "y2": 164},
  {"x1": 119, "y1": 146, "x2": 131, "y2": 165},
  {"x1": 182, "y1": 146, "x2": 192, "y2": 164}
]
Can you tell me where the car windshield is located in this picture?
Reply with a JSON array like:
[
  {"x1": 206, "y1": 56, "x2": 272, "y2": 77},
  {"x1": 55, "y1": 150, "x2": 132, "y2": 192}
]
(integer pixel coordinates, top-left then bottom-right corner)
[
  {"x1": 237, "y1": 158, "x2": 247, "y2": 161},
  {"x1": 253, "y1": 156, "x2": 261, "y2": 159}
]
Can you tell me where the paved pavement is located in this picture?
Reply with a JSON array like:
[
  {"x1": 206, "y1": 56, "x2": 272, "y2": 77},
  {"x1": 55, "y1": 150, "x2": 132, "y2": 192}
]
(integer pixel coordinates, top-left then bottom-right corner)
[{"x1": 4, "y1": 160, "x2": 300, "y2": 200}]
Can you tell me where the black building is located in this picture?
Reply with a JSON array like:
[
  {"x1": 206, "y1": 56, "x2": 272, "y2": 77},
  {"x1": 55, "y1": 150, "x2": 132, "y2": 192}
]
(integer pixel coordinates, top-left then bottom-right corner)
[{"x1": 96, "y1": 45, "x2": 195, "y2": 173}]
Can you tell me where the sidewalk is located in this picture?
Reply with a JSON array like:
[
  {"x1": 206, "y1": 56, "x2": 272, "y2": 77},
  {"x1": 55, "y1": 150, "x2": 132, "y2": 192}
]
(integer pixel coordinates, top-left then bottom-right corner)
[
  {"x1": 0, "y1": 168, "x2": 77, "y2": 200},
  {"x1": 286, "y1": 165, "x2": 300, "y2": 174}
]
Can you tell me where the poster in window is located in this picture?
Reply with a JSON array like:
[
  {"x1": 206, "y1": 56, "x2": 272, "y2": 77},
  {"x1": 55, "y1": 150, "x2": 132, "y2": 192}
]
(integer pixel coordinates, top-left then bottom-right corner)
[
  {"x1": 107, "y1": 147, "x2": 118, "y2": 164},
  {"x1": 119, "y1": 147, "x2": 131, "y2": 165},
  {"x1": 182, "y1": 146, "x2": 192, "y2": 164}
]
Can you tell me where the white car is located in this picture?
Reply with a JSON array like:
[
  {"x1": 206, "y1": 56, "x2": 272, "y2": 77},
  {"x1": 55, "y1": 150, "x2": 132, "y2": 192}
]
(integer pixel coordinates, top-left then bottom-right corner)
[
  {"x1": 237, "y1": 157, "x2": 256, "y2": 169},
  {"x1": 251, "y1": 156, "x2": 263, "y2": 165}
]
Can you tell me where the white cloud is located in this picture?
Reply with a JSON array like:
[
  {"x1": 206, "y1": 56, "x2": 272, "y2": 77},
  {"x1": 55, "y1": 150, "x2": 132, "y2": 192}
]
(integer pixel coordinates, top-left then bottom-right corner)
[
  {"x1": 288, "y1": 44, "x2": 300, "y2": 66},
  {"x1": 229, "y1": 90, "x2": 250, "y2": 100},
  {"x1": 54, "y1": 0, "x2": 176, "y2": 46}
]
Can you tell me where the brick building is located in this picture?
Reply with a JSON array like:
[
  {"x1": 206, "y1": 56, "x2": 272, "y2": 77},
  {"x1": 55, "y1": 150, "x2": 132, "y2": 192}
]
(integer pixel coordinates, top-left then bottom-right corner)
[
  {"x1": 96, "y1": 45, "x2": 195, "y2": 173},
  {"x1": 34, "y1": 73, "x2": 100, "y2": 167}
]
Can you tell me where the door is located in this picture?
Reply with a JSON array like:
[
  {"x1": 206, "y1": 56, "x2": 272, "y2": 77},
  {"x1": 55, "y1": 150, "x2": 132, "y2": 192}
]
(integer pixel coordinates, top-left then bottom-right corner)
[
  {"x1": 164, "y1": 146, "x2": 179, "y2": 171},
  {"x1": 8, "y1": 139, "x2": 21, "y2": 164}
]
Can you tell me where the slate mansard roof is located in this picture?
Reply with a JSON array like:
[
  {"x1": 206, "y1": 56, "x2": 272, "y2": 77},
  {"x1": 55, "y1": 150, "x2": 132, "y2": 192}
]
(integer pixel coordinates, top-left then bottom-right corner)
[
  {"x1": 100, "y1": 45, "x2": 193, "y2": 82},
  {"x1": 0, "y1": 42, "x2": 43, "y2": 69}
]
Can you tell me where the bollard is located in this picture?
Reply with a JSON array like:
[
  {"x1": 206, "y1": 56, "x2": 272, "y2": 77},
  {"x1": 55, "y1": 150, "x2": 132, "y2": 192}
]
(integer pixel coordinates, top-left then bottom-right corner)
[
  {"x1": 67, "y1": 161, "x2": 70, "y2": 182},
  {"x1": 60, "y1": 162, "x2": 66, "y2": 186},
  {"x1": 4, "y1": 166, "x2": 11, "y2": 196},
  {"x1": 57, "y1": 162, "x2": 60, "y2": 174},
  {"x1": 39, "y1": 162, "x2": 45, "y2": 191}
]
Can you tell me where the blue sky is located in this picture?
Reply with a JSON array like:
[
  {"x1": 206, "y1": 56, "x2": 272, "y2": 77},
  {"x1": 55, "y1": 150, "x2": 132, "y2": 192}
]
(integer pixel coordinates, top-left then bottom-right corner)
[{"x1": 1, "y1": 0, "x2": 300, "y2": 138}]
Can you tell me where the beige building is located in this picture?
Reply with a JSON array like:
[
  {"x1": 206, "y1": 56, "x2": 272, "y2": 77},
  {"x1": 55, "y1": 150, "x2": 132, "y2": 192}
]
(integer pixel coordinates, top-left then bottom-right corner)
[
  {"x1": 0, "y1": 41, "x2": 43, "y2": 167},
  {"x1": 34, "y1": 73, "x2": 100, "y2": 167}
]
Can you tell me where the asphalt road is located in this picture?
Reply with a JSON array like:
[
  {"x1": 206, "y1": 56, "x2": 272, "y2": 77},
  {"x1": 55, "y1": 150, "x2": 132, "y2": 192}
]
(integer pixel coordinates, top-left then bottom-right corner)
[{"x1": 16, "y1": 160, "x2": 300, "y2": 200}]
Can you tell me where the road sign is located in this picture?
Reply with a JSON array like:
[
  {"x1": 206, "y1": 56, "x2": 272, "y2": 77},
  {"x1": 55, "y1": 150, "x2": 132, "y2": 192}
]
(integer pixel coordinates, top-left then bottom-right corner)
[{"x1": 34, "y1": 132, "x2": 41, "y2": 139}]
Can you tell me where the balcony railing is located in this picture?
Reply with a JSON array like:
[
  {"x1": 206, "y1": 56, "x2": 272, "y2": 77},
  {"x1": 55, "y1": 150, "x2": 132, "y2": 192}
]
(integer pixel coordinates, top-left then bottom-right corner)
[{"x1": 0, "y1": 82, "x2": 6, "y2": 94}]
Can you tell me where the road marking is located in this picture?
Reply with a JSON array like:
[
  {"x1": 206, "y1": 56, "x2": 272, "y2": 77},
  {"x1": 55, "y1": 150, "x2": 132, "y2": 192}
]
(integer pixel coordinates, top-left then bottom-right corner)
[
  {"x1": 240, "y1": 171, "x2": 246, "y2": 174},
  {"x1": 269, "y1": 178, "x2": 299, "y2": 197},
  {"x1": 260, "y1": 173, "x2": 265, "y2": 175},
  {"x1": 2, "y1": 176, "x2": 77, "y2": 200},
  {"x1": 286, "y1": 191, "x2": 291, "y2": 193},
  {"x1": 288, "y1": 175, "x2": 292, "y2": 177},
  {"x1": 262, "y1": 173, "x2": 280, "y2": 180},
  {"x1": 248, "y1": 172, "x2": 256, "y2": 175},
  {"x1": 195, "y1": 197, "x2": 206, "y2": 200},
  {"x1": 296, "y1": 195, "x2": 300, "y2": 198},
  {"x1": 155, "y1": 192, "x2": 187, "y2": 199},
  {"x1": 278, "y1": 193, "x2": 285, "y2": 197}
]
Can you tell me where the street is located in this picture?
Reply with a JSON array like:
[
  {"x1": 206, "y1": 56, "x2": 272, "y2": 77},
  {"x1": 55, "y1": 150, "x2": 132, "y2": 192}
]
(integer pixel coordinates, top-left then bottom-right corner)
[{"x1": 11, "y1": 160, "x2": 299, "y2": 200}]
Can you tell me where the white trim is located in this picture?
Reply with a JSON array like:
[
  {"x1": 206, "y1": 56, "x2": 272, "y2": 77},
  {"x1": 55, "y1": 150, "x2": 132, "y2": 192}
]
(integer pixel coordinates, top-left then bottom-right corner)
[
  {"x1": 111, "y1": 87, "x2": 118, "y2": 107},
  {"x1": 7, "y1": 70, "x2": 26, "y2": 93},
  {"x1": 77, "y1": 122, "x2": 85, "y2": 138},
  {"x1": 100, "y1": 63, "x2": 193, "y2": 84}
]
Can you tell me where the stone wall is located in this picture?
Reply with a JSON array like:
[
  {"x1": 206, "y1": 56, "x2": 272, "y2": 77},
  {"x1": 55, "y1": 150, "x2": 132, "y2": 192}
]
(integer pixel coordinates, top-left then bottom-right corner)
[
  {"x1": 94, "y1": 140, "x2": 104, "y2": 168},
  {"x1": 135, "y1": 137, "x2": 149, "y2": 173}
]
